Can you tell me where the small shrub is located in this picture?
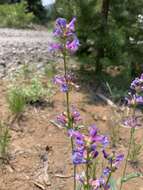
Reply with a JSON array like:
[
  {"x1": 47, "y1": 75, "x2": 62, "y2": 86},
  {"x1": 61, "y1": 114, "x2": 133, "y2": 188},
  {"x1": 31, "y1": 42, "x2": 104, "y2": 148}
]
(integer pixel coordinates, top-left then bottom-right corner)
[
  {"x1": 22, "y1": 78, "x2": 47, "y2": 103},
  {"x1": 0, "y1": 1, "x2": 35, "y2": 28},
  {"x1": 7, "y1": 86, "x2": 26, "y2": 115}
]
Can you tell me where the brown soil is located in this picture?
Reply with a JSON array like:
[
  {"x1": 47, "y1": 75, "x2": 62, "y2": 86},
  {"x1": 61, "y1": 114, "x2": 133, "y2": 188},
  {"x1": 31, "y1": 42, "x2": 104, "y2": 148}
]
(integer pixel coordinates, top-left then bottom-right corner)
[{"x1": 0, "y1": 78, "x2": 143, "y2": 190}]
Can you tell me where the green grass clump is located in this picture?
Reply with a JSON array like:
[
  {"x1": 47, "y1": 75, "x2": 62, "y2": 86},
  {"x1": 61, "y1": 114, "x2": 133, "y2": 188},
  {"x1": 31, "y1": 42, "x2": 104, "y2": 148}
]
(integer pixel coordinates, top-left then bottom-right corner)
[
  {"x1": 22, "y1": 78, "x2": 47, "y2": 103},
  {"x1": 0, "y1": 122, "x2": 10, "y2": 162},
  {"x1": 7, "y1": 86, "x2": 26, "y2": 115}
]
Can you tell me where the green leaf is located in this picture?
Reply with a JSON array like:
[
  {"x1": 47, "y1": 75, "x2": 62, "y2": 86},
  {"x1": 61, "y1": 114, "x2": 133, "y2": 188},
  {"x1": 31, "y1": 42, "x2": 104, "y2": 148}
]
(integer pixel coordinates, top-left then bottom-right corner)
[
  {"x1": 109, "y1": 177, "x2": 118, "y2": 190},
  {"x1": 121, "y1": 172, "x2": 143, "y2": 183}
]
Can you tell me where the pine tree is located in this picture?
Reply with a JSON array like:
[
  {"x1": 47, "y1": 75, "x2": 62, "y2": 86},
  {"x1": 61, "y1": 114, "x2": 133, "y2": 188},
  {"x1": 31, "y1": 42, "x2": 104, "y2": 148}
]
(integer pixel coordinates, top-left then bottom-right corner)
[{"x1": 54, "y1": 0, "x2": 143, "y2": 76}]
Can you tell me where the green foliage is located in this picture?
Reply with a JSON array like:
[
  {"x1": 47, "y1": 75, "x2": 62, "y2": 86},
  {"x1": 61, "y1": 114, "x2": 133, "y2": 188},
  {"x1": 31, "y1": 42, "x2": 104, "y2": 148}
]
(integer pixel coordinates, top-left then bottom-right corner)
[
  {"x1": 109, "y1": 177, "x2": 118, "y2": 190},
  {"x1": 0, "y1": 1, "x2": 35, "y2": 28},
  {"x1": 7, "y1": 86, "x2": 26, "y2": 115},
  {"x1": 129, "y1": 138, "x2": 143, "y2": 163},
  {"x1": 25, "y1": 0, "x2": 47, "y2": 23},
  {"x1": 22, "y1": 78, "x2": 47, "y2": 103},
  {"x1": 121, "y1": 172, "x2": 143, "y2": 183},
  {"x1": 0, "y1": 123, "x2": 10, "y2": 161},
  {"x1": 55, "y1": 0, "x2": 143, "y2": 76}
]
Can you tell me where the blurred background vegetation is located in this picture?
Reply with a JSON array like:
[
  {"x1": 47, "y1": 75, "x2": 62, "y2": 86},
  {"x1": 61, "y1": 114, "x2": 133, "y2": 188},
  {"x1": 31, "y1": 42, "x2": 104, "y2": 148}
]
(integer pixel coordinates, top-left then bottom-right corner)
[{"x1": 0, "y1": 0, "x2": 143, "y2": 99}]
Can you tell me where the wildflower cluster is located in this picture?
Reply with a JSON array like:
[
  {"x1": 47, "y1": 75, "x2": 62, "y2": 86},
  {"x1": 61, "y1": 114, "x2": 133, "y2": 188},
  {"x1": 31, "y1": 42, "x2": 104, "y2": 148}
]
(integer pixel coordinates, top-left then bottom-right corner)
[
  {"x1": 125, "y1": 74, "x2": 143, "y2": 106},
  {"x1": 54, "y1": 74, "x2": 79, "y2": 93},
  {"x1": 57, "y1": 107, "x2": 81, "y2": 128},
  {"x1": 123, "y1": 73, "x2": 143, "y2": 129},
  {"x1": 69, "y1": 126, "x2": 123, "y2": 190},
  {"x1": 51, "y1": 17, "x2": 124, "y2": 190},
  {"x1": 49, "y1": 17, "x2": 79, "y2": 54}
]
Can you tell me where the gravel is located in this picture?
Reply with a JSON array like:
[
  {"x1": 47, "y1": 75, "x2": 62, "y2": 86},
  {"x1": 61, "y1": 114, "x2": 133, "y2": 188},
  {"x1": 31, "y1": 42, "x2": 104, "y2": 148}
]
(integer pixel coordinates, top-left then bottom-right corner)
[{"x1": 0, "y1": 28, "x2": 55, "y2": 78}]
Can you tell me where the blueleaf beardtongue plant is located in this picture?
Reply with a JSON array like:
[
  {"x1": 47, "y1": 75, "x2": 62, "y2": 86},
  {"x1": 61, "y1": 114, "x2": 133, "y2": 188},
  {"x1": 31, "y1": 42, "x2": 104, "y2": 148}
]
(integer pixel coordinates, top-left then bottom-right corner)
[
  {"x1": 119, "y1": 73, "x2": 143, "y2": 190},
  {"x1": 69, "y1": 126, "x2": 123, "y2": 190},
  {"x1": 51, "y1": 17, "x2": 124, "y2": 190}
]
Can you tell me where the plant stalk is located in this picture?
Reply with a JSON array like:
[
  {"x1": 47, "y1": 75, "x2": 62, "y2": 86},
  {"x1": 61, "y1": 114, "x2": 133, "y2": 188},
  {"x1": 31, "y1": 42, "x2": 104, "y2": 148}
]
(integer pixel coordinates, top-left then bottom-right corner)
[
  {"x1": 119, "y1": 127, "x2": 135, "y2": 190},
  {"x1": 63, "y1": 46, "x2": 76, "y2": 190}
]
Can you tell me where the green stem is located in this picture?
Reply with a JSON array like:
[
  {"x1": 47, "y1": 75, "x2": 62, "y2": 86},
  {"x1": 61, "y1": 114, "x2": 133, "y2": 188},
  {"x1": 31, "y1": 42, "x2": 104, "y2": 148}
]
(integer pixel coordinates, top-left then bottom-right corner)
[
  {"x1": 119, "y1": 106, "x2": 136, "y2": 190},
  {"x1": 71, "y1": 138, "x2": 77, "y2": 190},
  {"x1": 63, "y1": 45, "x2": 76, "y2": 190},
  {"x1": 119, "y1": 127, "x2": 135, "y2": 190},
  {"x1": 105, "y1": 172, "x2": 112, "y2": 190},
  {"x1": 63, "y1": 51, "x2": 71, "y2": 126},
  {"x1": 86, "y1": 153, "x2": 90, "y2": 190}
]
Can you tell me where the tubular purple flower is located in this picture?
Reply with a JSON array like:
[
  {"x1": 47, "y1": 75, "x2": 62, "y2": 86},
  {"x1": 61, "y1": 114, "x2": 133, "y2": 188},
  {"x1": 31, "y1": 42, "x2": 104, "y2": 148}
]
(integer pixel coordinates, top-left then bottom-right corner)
[
  {"x1": 125, "y1": 93, "x2": 143, "y2": 106},
  {"x1": 102, "y1": 149, "x2": 109, "y2": 159},
  {"x1": 66, "y1": 37, "x2": 80, "y2": 53},
  {"x1": 71, "y1": 108, "x2": 81, "y2": 123},
  {"x1": 123, "y1": 116, "x2": 141, "y2": 128},
  {"x1": 53, "y1": 75, "x2": 65, "y2": 85},
  {"x1": 53, "y1": 18, "x2": 67, "y2": 37},
  {"x1": 130, "y1": 73, "x2": 143, "y2": 92},
  {"x1": 92, "y1": 150, "x2": 99, "y2": 159},
  {"x1": 68, "y1": 129, "x2": 84, "y2": 142},
  {"x1": 72, "y1": 150, "x2": 86, "y2": 165},
  {"x1": 89, "y1": 125, "x2": 98, "y2": 137},
  {"x1": 136, "y1": 95, "x2": 143, "y2": 105},
  {"x1": 53, "y1": 28, "x2": 63, "y2": 37},
  {"x1": 53, "y1": 75, "x2": 68, "y2": 92},
  {"x1": 61, "y1": 84, "x2": 68, "y2": 92},
  {"x1": 49, "y1": 43, "x2": 62, "y2": 53},
  {"x1": 90, "y1": 177, "x2": 105, "y2": 190},
  {"x1": 113, "y1": 154, "x2": 124, "y2": 168},
  {"x1": 56, "y1": 18, "x2": 67, "y2": 28},
  {"x1": 57, "y1": 113, "x2": 67, "y2": 126},
  {"x1": 67, "y1": 17, "x2": 76, "y2": 32},
  {"x1": 103, "y1": 167, "x2": 111, "y2": 176},
  {"x1": 76, "y1": 173, "x2": 85, "y2": 185},
  {"x1": 101, "y1": 136, "x2": 109, "y2": 148}
]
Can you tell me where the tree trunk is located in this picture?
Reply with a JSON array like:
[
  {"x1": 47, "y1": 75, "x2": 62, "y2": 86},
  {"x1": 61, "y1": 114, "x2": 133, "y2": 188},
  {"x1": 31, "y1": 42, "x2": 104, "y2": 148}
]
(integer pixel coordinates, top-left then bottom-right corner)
[{"x1": 96, "y1": 0, "x2": 110, "y2": 74}]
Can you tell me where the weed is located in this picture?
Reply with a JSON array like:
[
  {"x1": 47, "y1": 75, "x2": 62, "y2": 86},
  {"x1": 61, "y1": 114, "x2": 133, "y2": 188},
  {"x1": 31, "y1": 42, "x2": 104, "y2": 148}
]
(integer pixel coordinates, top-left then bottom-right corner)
[
  {"x1": 0, "y1": 122, "x2": 10, "y2": 163},
  {"x1": 7, "y1": 86, "x2": 26, "y2": 116}
]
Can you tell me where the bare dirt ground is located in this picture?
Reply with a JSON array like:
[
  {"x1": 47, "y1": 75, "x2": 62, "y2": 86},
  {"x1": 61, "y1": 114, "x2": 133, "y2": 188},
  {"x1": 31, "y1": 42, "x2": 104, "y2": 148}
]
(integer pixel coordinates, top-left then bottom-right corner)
[{"x1": 0, "y1": 28, "x2": 143, "y2": 190}]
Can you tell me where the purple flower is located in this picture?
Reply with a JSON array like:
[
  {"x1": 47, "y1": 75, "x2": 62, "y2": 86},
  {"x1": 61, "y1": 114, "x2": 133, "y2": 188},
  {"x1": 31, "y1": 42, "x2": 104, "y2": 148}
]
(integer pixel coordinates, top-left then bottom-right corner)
[
  {"x1": 53, "y1": 18, "x2": 67, "y2": 37},
  {"x1": 66, "y1": 37, "x2": 80, "y2": 53},
  {"x1": 51, "y1": 17, "x2": 79, "y2": 53},
  {"x1": 67, "y1": 17, "x2": 76, "y2": 32},
  {"x1": 101, "y1": 136, "x2": 109, "y2": 148},
  {"x1": 123, "y1": 116, "x2": 141, "y2": 128},
  {"x1": 53, "y1": 75, "x2": 67, "y2": 92},
  {"x1": 103, "y1": 167, "x2": 111, "y2": 176},
  {"x1": 76, "y1": 173, "x2": 85, "y2": 185},
  {"x1": 92, "y1": 150, "x2": 99, "y2": 159},
  {"x1": 136, "y1": 95, "x2": 143, "y2": 105},
  {"x1": 130, "y1": 74, "x2": 143, "y2": 92},
  {"x1": 68, "y1": 129, "x2": 84, "y2": 145},
  {"x1": 71, "y1": 108, "x2": 81, "y2": 123},
  {"x1": 61, "y1": 84, "x2": 68, "y2": 92},
  {"x1": 49, "y1": 43, "x2": 62, "y2": 53},
  {"x1": 57, "y1": 113, "x2": 67, "y2": 126},
  {"x1": 102, "y1": 149, "x2": 109, "y2": 159},
  {"x1": 56, "y1": 18, "x2": 67, "y2": 28},
  {"x1": 125, "y1": 93, "x2": 143, "y2": 106},
  {"x1": 89, "y1": 125, "x2": 98, "y2": 137},
  {"x1": 113, "y1": 154, "x2": 124, "y2": 168},
  {"x1": 54, "y1": 74, "x2": 79, "y2": 93},
  {"x1": 90, "y1": 177, "x2": 105, "y2": 190},
  {"x1": 72, "y1": 150, "x2": 86, "y2": 165}
]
